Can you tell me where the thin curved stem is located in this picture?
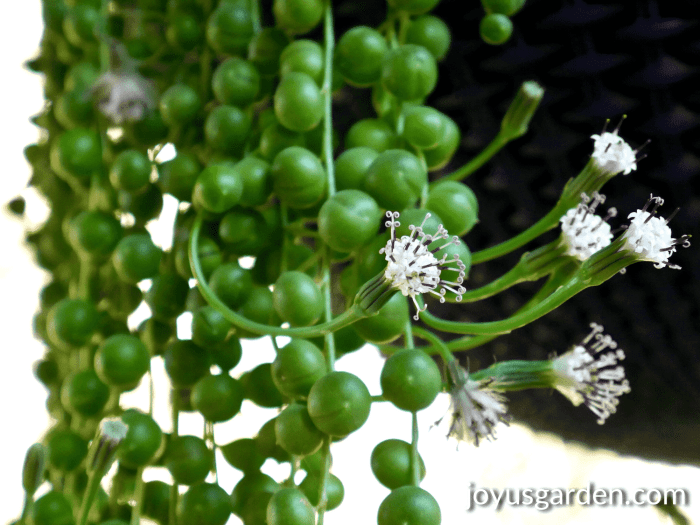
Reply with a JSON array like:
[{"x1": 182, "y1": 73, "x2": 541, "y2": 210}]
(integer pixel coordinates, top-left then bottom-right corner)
[
  {"x1": 411, "y1": 326, "x2": 454, "y2": 364},
  {"x1": 418, "y1": 276, "x2": 586, "y2": 336},
  {"x1": 470, "y1": 204, "x2": 567, "y2": 264},
  {"x1": 437, "y1": 132, "x2": 509, "y2": 184},
  {"x1": 452, "y1": 241, "x2": 569, "y2": 303},
  {"x1": 188, "y1": 213, "x2": 366, "y2": 337}
]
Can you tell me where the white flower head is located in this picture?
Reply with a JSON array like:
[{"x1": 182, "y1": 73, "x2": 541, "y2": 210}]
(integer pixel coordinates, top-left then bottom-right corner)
[
  {"x1": 560, "y1": 191, "x2": 617, "y2": 260},
  {"x1": 551, "y1": 323, "x2": 630, "y2": 425},
  {"x1": 442, "y1": 361, "x2": 510, "y2": 446},
  {"x1": 621, "y1": 194, "x2": 690, "y2": 269},
  {"x1": 590, "y1": 117, "x2": 641, "y2": 176},
  {"x1": 92, "y1": 71, "x2": 155, "y2": 124},
  {"x1": 379, "y1": 211, "x2": 466, "y2": 320}
]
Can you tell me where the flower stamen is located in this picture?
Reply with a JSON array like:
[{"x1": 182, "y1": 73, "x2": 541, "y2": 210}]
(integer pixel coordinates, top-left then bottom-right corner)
[
  {"x1": 559, "y1": 192, "x2": 615, "y2": 261},
  {"x1": 379, "y1": 211, "x2": 467, "y2": 320},
  {"x1": 551, "y1": 323, "x2": 630, "y2": 425}
]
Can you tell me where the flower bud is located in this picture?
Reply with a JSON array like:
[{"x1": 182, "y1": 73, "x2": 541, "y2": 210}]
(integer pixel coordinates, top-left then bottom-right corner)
[
  {"x1": 500, "y1": 81, "x2": 544, "y2": 140},
  {"x1": 88, "y1": 418, "x2": 129, "y2": 473},
  {"x1": 22, "y1": 443, "x2": 46, "y2": 495}
]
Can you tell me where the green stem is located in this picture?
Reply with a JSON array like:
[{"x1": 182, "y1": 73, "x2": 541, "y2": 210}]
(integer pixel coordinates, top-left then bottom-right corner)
[
  {"x1": 316, "y1": 437, "x2": 332, "y2": 525},
  {"x1": 295, "y1": 249, "x2": 323, "y2": 274},
  {"x1": 77, "y1": 470, "x2": 102, "y2": 525},
  {"x1": 322, "y1": 248, "x2": 337, "y2": 369},
  {"x1": 456, "y1": 240, "x2": 569, "y2": 303},
  {"x1": 397, "y1": 11, "x2": 410, "y2": 45},
  {"x1": 99, "y1": 0, "x2": 110, "y2": 72},
  {"x1": 169, "y1": 390, "x2": 179, "y2": 525},
  {"x1": 437, "y1": 132, "x2": 509, "y2": 184},
  {"x1": 411, "y1": 326, "x2": 455, "y2": 364},
  {"x1": 250, "y1": 0, "x2": 261, "y2": 34},
  {"x1": 470, "y1": 204, "x2": 567, "y2": 264},
  {"x1": 399, "y1": 263, "x2": 579, "y2": 356},
  {"x1": 317, "y1": 6, "x2": 338, "y2": 525},
  {"x1": 321, "y1": 0, "x2": 336, "y2": 191},
  {"x1": 189, "y1": 214, "x2": 367, "y2": 337},
  {"x1": 470, "y1": 360, "x2": 554, "y2": 390},
  {"x1": 418, "y1": 275, "x2": 586, "y2": 336},
  {"x1": 318, "y1": 5, "x2": 336, "y2": 523},
  {"x1": 148, "y1": 366, "x2": 154, "y2": 416},
  {"x1": 410, "y1": 412, "x2": 420, "y2": 486},
  {"x1": 208, "y1": 422, "x2": 218, "y2": 482},
  {"x1": 130, "y1": 466, "x2": 145, "y2": 525},
  {"x1": 20, "y1": 494, "x2": 34, "y2": 523},
  {"x1": 280, "y1": 204, "x2": 290, "y2": 273},
  {"x1": 471, "y1": 158, "x2": 619, "y2": 265}
]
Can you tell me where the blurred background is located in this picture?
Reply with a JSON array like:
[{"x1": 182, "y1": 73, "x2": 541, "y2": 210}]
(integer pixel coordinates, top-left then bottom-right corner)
[{"x1": 2, "y1": 1, "x2": 699, "y2": 524}]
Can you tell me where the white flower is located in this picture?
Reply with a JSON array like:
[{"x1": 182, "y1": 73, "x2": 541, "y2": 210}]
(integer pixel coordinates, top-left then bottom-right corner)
[
  {"x1": 380, "y1": 211, "x2": 466, "y2": 320},
  {"x1": 560, "y1": 192, "x2": 616, "y2": 260},
  {"x1": 551, "y1": 323, "x2": 630, "y2": 425},
  {"x1": 621, "y1": 194, "x2": 690, "y2": 269},
  {"x1": 92, "y1": 71, "x2": 155, "y2": 124},
  {"x1": 443, "y1": 361, "x2": 510, "y2": 446},
  {"x1": 590, "y1": 118, "x2": 639, "y2": 175}
]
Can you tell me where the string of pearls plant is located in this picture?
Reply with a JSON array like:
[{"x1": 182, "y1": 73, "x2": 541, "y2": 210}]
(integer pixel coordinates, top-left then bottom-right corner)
[{"x1": 9, "y1": 0, "x2": 690, "y2": 524}]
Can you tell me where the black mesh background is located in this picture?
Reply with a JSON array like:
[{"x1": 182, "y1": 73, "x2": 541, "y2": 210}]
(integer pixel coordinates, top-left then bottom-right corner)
[{"x1": 332, "y1": 0, "x2": 700, "y2": 464}]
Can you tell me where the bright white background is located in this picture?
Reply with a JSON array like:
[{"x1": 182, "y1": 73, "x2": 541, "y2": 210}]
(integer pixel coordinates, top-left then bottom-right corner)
[{"x1": 1, "y1": 4, "x2": 698, "y2": 524}]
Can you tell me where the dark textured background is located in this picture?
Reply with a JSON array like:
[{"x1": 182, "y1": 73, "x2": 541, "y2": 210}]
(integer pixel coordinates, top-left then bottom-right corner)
[{"x1": 332, "y1": 0, "x2": 700, "y2": 465}]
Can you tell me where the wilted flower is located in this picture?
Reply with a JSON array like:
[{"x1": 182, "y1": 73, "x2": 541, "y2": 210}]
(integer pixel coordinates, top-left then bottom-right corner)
[
  {"x1": 559, "y1": 192, "x2": 616, "y2": 261},
  {"x1": 551, "y1": 323, "x2": 630, "y2": 424},
  {"x1": 92, "y1": 71, "x2": 155, "y2": 124},
  {"x1": 379, "y1": 211, "x2": 466, "y2": 320},
  {"x1": 443, "y1": 361, "x2": 510, "y2": 446}
]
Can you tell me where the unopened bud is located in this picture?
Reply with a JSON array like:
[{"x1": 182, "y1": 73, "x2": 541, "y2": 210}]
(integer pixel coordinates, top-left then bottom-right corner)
[
  {"x1": 88, "y1": 418, "x2": 129, "y2": 473},
  {"x1": 500, "y1": 81, "x2": 544, "y2": 140},
  {"x1": 22, "y1": 443, "x2": 46, "y2": 495}
]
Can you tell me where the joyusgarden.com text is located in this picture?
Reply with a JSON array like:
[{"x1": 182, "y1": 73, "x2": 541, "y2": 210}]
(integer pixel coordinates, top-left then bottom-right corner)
[{"x1": 466, "y1": 482, "x2": 689, "y2": 511}]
